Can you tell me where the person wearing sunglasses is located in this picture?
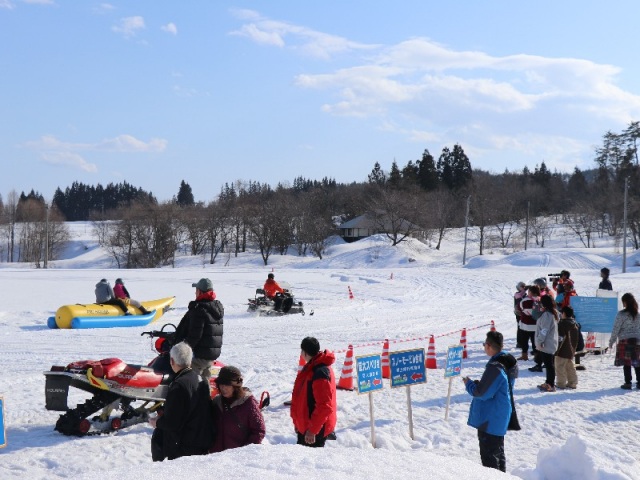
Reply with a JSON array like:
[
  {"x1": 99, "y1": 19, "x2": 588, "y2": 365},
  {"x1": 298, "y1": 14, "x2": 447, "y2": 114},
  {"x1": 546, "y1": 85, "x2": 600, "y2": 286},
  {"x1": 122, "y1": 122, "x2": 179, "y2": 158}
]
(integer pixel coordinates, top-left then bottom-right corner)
[{"x1": 463, "y1": 331, "x2": 518, "y2": 473}]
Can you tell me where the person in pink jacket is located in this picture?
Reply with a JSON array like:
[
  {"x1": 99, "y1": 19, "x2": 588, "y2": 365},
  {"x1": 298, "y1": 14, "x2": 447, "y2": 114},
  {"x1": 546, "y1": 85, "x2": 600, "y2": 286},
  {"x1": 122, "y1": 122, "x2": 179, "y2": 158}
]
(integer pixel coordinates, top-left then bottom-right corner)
[{"x1": 113, "y1": 278, "x2": 151, "y2": 315}]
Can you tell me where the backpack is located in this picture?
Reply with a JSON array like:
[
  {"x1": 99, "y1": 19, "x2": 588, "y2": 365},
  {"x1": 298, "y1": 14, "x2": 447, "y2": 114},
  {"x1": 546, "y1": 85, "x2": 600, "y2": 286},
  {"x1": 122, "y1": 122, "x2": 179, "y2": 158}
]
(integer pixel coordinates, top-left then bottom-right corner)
[
  {"x1": 576, "y1": 322, "x2": 585, "y2": 352},
  {"x1": 494, "y1": 354, "x2": 521, "y2": 431}
]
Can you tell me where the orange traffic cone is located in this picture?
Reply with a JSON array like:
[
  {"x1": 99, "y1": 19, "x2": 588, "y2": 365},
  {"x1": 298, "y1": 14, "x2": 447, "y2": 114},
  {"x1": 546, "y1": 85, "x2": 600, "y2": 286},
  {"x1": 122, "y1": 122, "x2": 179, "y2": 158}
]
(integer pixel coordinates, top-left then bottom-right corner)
[
  {"x1": 490, "y1": 320, "x2": 496, "y2": 332},
  {"x1": 460, "y1": 328, "x2": 468, "y2": 359},
  {"x1": 381, "y1": 339, "x2": 390, "y2": 378},
  {"x1": 425, "y1": 335, "x2": 437, "y2": 369},
  {"x1": 586, "y1": 332, "x2": 596, "y2": 350},
  {"x1": 297, "y1": 354, "x2": 306, "y2": 373},
  {"x1": 337, "y1": 345, "x2": 355, "y2": 391},
  {"x1": 348, "y1": 286, "x2": 354, "y2": 300}
]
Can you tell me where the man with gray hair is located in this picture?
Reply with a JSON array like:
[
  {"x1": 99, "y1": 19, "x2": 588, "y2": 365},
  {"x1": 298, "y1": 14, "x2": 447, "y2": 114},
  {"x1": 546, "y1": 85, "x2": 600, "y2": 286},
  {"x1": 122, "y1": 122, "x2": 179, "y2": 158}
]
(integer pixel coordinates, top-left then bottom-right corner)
[{"x1": 149, "y1": 342, "x2": 213, "y2": 461}]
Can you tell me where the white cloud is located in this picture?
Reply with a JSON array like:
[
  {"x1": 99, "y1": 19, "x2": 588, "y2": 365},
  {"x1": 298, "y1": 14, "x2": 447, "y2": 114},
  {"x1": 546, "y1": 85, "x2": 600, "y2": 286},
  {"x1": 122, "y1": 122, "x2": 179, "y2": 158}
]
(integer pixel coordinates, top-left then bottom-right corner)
[
  {"x1": 26, "y1": 134, "x2": 167, "y2": 153},
  {"x1": 161, "y1": 22, "x2": 177, "y2": 35},
  {"x1": 229, "y1": 10, "x2": 379, "y2": 60},
  {"x1": 0, "y1": 0, "x2": 15, "y2": 9},
  {"x1": 41, "y1": 152, "x2": 97, "y2": 173},
  {"x1": 24, "y1": 134, "x2": 167, "y2": 172},
  {"x1": 97, "y1": 134, "x2": 167, "y2": 152},
  {"x1": 21, "y1": 0, "x2": 54, "y2": 4},
  {"x1": 112, "y1": 16, "x2": 145, "y2": 39},
  {"x1": 93, "y1": 3, "x2": 115, "y2": 14}
]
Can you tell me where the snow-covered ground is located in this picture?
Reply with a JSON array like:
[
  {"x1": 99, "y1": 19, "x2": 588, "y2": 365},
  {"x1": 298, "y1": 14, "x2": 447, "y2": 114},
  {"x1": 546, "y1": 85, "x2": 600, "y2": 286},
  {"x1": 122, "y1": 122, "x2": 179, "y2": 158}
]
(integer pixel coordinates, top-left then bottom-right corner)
[{"x1": 1, "y1": 223, "x2": 639, "y2": 480}]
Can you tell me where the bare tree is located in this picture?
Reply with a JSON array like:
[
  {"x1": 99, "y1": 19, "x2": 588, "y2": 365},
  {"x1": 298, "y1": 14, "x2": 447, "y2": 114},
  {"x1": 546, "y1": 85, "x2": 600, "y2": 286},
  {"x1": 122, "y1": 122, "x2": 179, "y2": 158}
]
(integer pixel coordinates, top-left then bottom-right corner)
[
  {"x1": 368, "y1": 187, "x2": 425, "y2": 246},
  {"x1": 528, "y1": 216, "x2": 555, "y2": 247},
  {"x1": 564, "y1": 206, "x2": 599, "y2": 248}
]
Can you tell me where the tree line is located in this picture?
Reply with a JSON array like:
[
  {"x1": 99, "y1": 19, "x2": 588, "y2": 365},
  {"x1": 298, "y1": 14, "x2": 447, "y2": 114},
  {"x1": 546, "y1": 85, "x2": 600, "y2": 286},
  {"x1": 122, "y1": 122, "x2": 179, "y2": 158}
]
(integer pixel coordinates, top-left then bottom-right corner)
[{"x1": 1, "y1": 121, "x2": 639, "y2": 267}]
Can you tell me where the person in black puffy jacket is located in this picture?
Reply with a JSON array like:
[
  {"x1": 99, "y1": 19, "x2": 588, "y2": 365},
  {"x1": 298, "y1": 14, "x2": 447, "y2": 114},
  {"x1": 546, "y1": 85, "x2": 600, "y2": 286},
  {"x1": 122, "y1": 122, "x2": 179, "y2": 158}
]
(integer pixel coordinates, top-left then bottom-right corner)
[
  {"x1": 149, "y1": 342, "x2": 214, "y2": 461},
  {"x1": 174, "y1": 278, "x2": 224, "y2": 386}
]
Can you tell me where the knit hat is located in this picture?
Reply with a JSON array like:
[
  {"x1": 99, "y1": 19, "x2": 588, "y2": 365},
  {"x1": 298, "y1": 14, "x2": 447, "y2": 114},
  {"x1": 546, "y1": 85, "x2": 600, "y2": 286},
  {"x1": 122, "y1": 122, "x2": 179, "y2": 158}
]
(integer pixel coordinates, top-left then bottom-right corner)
[
  {"x1": 192, "y1": 278, "x2": 213, "y2": 292},
  {"x1": 115, "y1": 278, "x2": 123, "y2": 285},
  {"x1": 268, "y1": 273, "x2": 275, "y2": 279},
  {"x1": 215, "y1": 366, "x2": 243, "y2": 386},
  {"x1": 300, "y1": 337, "x2": 320, "y2": 357}
]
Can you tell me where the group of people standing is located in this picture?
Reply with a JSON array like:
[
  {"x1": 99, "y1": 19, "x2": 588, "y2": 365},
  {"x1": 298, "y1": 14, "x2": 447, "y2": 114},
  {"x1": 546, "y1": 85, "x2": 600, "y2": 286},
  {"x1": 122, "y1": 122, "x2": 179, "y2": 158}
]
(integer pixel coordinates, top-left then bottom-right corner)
[
  {"x1": 513, "y1": 268, "x2": 640, "y2": 391},
  {"x1": 150, "y1": 277, "x2": 337, "y2": 462},
  {"x1": 513, "y1": 271, "x2": 585, "y2": 392}
]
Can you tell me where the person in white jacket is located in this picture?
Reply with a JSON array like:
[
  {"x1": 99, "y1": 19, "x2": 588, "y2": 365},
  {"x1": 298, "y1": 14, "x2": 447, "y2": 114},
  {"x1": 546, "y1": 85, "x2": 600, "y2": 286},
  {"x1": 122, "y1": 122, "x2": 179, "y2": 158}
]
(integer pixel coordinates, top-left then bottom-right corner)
[{"x1": 535, "y1": 294, "x2": 559, "y2": 392}]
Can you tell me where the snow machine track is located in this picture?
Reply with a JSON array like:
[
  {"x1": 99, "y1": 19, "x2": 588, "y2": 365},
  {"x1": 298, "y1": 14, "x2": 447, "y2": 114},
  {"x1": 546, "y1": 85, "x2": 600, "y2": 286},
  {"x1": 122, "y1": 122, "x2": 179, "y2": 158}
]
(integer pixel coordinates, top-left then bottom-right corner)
[{"x1": 55, "y1": 390, "x2": 121, "y2": 436}]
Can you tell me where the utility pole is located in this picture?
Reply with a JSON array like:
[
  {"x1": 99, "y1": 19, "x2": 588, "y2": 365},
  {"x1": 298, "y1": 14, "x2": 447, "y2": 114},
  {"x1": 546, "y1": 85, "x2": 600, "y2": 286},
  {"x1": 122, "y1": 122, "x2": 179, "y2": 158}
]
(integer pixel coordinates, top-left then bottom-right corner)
[
  {"x1": 462, "y1": 196, "x2": 471, "y2": 265},
  {"x1": 623, "y1": 177, "x2": 629, "y2": 273},
  {"x1": 525, "y1": 200, "x2": 530, "y2": 251},
  {"x1": 44, "y1": 203, "x2": 49, "y2": 269}
]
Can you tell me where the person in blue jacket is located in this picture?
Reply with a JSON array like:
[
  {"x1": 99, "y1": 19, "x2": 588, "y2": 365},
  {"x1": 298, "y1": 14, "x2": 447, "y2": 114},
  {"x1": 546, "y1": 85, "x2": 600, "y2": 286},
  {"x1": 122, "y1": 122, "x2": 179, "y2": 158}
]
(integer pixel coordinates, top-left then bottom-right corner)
[{"x1": 463, "y1": 330, "x2": 517, "y2": 472}]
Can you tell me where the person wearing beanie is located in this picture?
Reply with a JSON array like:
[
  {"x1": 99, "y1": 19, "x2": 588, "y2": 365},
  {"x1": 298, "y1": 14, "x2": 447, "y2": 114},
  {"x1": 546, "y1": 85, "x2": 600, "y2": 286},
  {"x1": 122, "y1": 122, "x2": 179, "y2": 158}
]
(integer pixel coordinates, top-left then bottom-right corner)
[
  {"x1": 94, "y1": 278, "x2": 130, "y2": 315},
  {"x1": 210, "y1": 366, "x2": 266, "y2": 453},
  {"x1": 149, "y1": 342, "x2": 213, "y2": 461},
  {"x1": 174, "y1": 278, "x2": 224, "y2": 387},
  {"x1": 290, "y1": 336, "x2": 337, "y2": 447},
  {"x1": 112, "y1": 278, "x2": 151, "y2": 315},
  {"x1": 463, "y1": 331, "x2": 518, "y2": 472}
]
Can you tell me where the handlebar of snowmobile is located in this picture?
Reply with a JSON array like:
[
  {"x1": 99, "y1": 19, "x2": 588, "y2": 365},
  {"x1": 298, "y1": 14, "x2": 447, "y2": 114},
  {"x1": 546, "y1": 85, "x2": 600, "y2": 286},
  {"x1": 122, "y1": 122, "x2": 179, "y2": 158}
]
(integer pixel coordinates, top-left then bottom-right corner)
[{"x1": 141, "y1": 323, "x2": 177, "y2": 338}]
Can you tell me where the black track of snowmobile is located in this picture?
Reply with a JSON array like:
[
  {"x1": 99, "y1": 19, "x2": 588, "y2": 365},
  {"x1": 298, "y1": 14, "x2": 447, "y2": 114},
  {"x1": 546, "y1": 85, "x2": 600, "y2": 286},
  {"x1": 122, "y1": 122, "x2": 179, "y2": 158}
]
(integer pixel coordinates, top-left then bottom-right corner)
[{"x1": 55, "y1": 390, "x2": 121, "y2": 436}]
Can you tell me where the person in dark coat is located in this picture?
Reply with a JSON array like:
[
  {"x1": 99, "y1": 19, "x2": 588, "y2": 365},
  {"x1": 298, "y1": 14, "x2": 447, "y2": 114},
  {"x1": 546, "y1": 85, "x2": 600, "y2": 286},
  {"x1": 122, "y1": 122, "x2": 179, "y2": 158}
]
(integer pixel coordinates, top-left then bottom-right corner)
[
  {"x1": 555, "y1": 306, "x2": 579, "y2": 389},
  {"x1": 210, "y1": 366, "x2": 266, "y2": 453},
  {"x1": 149, "y1": 342, "x2": 213, "y2": 461},
  {"x1": 599, "y1": 268, "x2": 613, "y2": 291},
  {"x1": 463, "y1": 331, "x2": 517, "y2": 473},
  {"x1": 174, "y1": 278, "x2": 224, "y2": 386},
  {"x1": 290, "y1": 337, "x2": 337, "y2": 448}
]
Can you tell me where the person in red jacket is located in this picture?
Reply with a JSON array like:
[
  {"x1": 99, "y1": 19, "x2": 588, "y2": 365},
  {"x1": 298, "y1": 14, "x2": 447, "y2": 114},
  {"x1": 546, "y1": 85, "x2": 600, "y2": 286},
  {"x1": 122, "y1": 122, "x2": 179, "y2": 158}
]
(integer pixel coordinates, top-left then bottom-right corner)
[
  {"x1": 263, "y1": 273, "x2": 286, "y2": 311},
  {"x1": 290, "y1": 337, "x2": 337, "y2": 448}
]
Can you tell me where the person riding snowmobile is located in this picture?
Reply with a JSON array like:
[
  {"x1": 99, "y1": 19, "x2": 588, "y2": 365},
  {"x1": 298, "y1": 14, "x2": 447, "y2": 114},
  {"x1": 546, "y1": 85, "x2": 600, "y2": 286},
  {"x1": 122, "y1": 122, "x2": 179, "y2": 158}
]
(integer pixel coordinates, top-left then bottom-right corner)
[{"x1": 264, "y1": 273, "x2": 287, "y2": 311}]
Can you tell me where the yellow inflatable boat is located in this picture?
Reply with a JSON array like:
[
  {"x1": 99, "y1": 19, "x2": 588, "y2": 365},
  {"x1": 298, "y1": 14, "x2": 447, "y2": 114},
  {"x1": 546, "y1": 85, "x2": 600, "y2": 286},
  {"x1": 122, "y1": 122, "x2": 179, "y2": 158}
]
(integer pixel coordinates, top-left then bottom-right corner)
[{"x1": 48, "y1": 297, "x2": 176, "y2": 329}]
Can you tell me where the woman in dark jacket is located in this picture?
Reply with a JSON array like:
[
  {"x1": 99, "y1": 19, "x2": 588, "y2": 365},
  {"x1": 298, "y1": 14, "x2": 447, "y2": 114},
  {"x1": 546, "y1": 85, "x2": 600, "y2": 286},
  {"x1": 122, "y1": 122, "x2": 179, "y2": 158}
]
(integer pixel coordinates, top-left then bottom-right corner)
[{"x1": 210, "y1": 366, "x2": 265, "y2": 453}]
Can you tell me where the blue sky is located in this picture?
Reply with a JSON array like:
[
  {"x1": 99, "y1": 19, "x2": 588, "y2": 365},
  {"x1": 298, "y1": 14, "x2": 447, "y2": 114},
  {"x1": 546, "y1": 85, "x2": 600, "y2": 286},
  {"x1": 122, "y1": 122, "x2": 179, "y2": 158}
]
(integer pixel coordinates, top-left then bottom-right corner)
[{"x1": 2, "y1": 1, "x2": 640, "y2": 202}]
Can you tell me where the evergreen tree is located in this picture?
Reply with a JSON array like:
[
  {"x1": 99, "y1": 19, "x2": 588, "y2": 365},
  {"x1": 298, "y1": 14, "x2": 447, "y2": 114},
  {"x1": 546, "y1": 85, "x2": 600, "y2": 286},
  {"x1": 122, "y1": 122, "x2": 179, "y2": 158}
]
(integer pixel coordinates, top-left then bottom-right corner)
[
  {"x1": 368, "y1": 162, "x2": 386, "y2": 186},
  {"x1": 437, "y1": 147, "x2": 454, "y2": 190},
  {"x1": 176, "y1": 180, "x2": 195, "y2": 207},
  {"x1": 450, "y1": 144, "x2": 472, "y2": 190},
  {"x1": 417, "y1": 149, "x2": 439, "y2": 191},
  {"x1": 388, "y1": 160, "x2": 402, "y2": 189}
]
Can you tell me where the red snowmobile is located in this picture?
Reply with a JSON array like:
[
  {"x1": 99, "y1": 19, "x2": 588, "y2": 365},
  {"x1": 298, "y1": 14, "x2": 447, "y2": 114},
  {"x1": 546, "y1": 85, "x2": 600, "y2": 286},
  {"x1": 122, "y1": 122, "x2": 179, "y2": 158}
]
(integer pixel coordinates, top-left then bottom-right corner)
[{"x1": 44, "y1": 324, "x2": 229, "y2": 436}]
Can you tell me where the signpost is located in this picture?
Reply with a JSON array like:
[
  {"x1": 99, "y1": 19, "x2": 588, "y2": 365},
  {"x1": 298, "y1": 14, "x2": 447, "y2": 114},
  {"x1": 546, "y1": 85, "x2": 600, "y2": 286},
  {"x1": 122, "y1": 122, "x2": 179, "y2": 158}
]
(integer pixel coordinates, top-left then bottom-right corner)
[
  {"x1": 0, "y1": 396, "x2": 6, "y2": 449},
  {"x1": 443, "y1": 345, "x2": 464, "y2": 420},
  {"x1": 572, "y1": 296, "x2": 619, "y2": 333},
  {"x1": 356, "y1": 354, "x2": 384, "y2": 447},
  {"x1": 389, "y1": 348, "x2": 426, "y2": 440}
]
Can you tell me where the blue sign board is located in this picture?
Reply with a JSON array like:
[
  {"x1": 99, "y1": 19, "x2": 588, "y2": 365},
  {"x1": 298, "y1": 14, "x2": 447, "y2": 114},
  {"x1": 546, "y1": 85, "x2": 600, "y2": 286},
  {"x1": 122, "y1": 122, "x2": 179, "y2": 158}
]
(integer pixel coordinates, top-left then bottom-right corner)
[
  {"x1": 571, "y1": 296, "x2": 618, "y2": 333},
  {"x1": 444, "y1": 345, "x2": 464, "y2": 378},
  {"x1": 0, "y1": 397, "x2": 5, "y2": 448},
  {"x1": 356, "y1": 354, "x2": 384, "y2": 394},
  {"x1": 389, "y1": 348, "x2": 426, "y2": 388}
]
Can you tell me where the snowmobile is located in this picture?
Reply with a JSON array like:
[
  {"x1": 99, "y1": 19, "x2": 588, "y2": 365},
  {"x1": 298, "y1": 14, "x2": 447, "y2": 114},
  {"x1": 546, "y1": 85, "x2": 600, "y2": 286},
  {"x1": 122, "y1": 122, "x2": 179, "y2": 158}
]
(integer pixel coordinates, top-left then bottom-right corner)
[
  {"x1": 247, "y1": 286, "x2": 311, "y2": 316},
  {"x1": 44, "y1": 324, "x2": 228, "y2": 436}
]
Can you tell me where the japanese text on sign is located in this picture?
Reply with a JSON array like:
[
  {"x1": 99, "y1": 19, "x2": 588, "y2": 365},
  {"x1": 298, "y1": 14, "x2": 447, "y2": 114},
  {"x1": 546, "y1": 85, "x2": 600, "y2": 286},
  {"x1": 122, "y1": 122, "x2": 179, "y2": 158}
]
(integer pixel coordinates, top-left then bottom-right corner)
[{"x1": 389, "y1": 348, "x2": 426, "y2": 388}]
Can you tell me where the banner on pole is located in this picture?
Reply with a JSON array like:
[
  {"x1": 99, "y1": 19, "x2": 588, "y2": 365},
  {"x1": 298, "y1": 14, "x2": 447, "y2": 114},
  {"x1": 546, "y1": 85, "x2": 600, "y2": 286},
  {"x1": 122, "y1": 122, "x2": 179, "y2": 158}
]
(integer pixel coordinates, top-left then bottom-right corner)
[
  {"x1": 571, "y1": 296, "x2": 618, "y2": 333},
  {"x1": 444, "y1": 345, "x2": 464, "y2": 378},
  {"x1": 389, "y1": 348, "x2": 426, "y2": 388},
  {"x1": 0, "y1": 396, "x2": 6, "y2": 448},
  {"x1": 356, "y1": 354, "x2": 384, "y2": 394}
]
